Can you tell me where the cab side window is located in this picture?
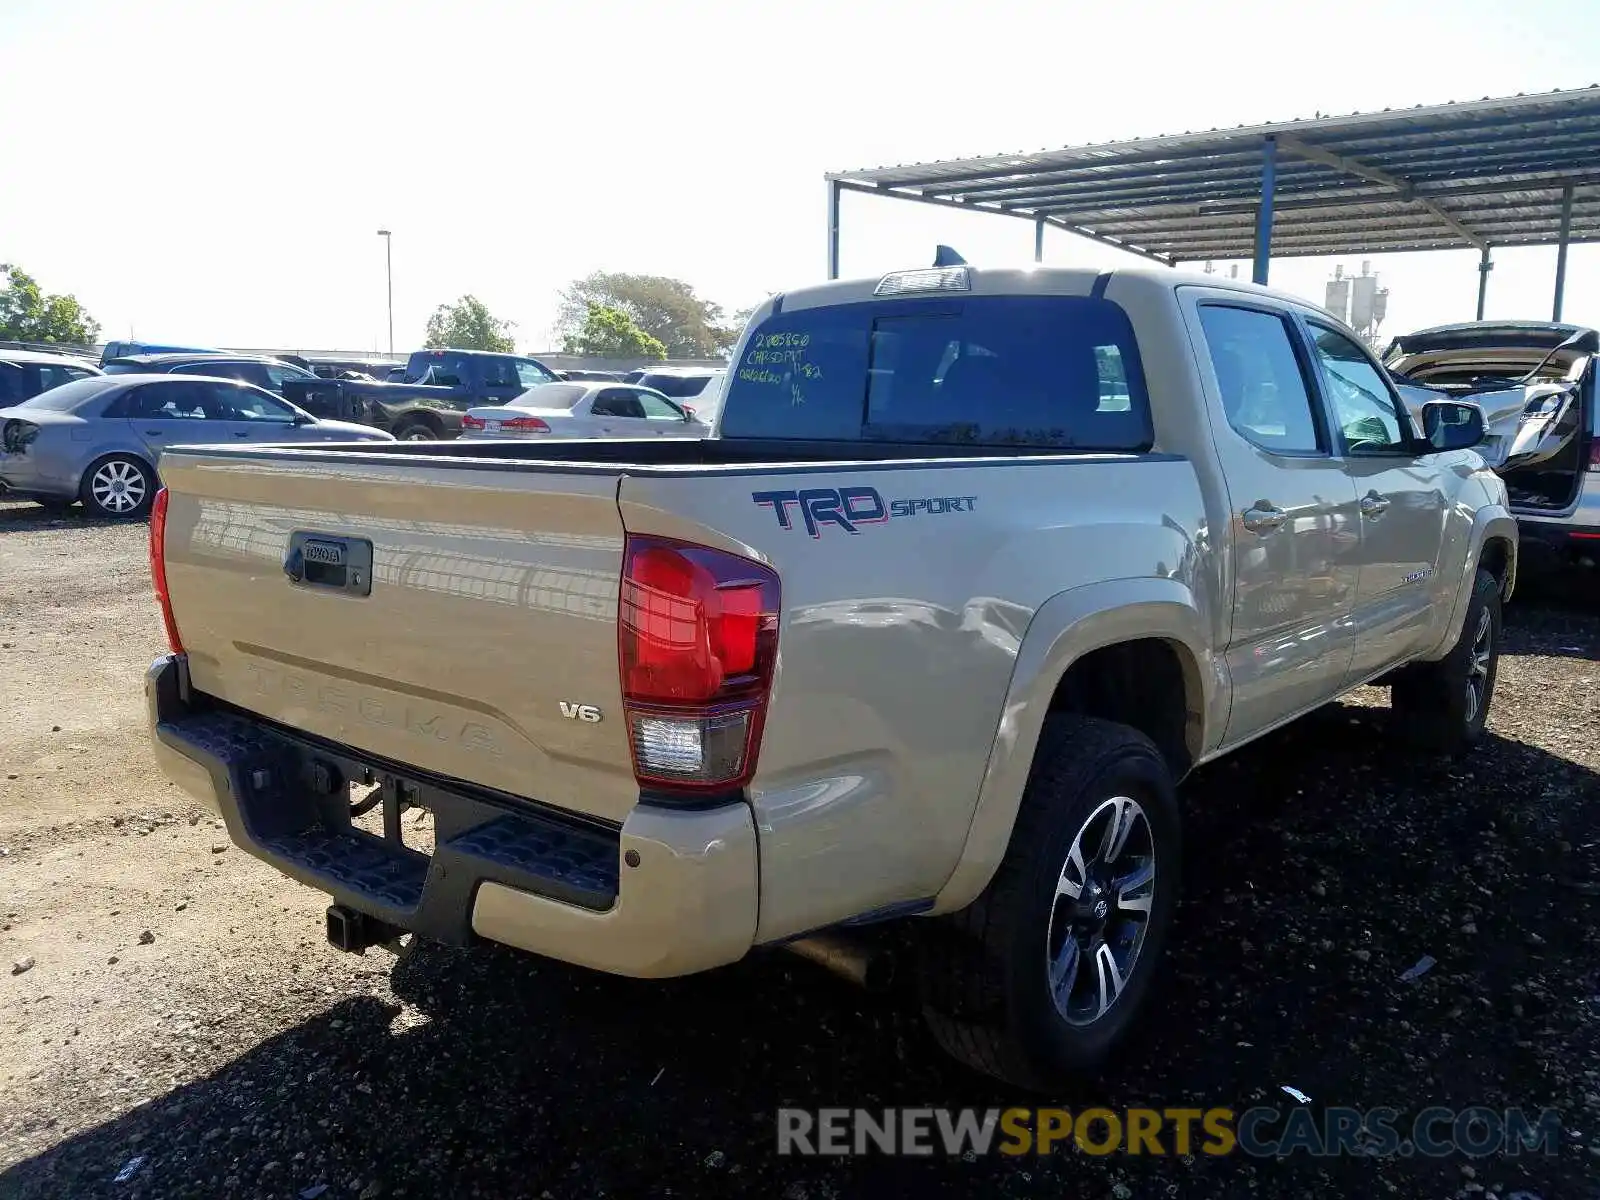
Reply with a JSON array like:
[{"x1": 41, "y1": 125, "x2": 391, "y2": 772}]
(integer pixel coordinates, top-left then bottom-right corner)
[
  {"x1": 591, "y1": 389, "x2": 646, "y2": 419},
  {"x1": 1307, "y1": 324, "x2": 1411, "y2": 454},
  {"x1": 1197, "y1": 305, "x2": 1323, "y2": 454}
]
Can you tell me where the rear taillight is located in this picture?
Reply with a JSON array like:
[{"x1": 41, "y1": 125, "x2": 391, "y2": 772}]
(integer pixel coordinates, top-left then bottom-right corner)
[
  {"x1": 462, "y1": 414, "x2": 486, "y2": 431},
  {"x1": 619, "y1": 536, "x2": 780, "y2": 793},
  {"x1": 2, "y1": 419, "x2": 38, "y2": 454},
  {"x1": 148, "y1": 488, "x2": 184, "y2": 654},
  {"x1": 1588, "y1": 439, "x2": 1600, "y2": 472},
  {"x1": 502, "y1": 416, "x2": 550, "y2": 433}
]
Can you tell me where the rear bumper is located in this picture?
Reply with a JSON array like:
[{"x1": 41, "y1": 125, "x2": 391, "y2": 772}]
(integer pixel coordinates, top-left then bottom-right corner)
[
  {"x1": 1515, "y1": 516, "x2": 1600, "y2": 565},
  {"x1": 146, "y1": 654, "x2": 758, "y2": 977},
  {"x1": 0, "y1": 456, "x2": 75, "y2": 501}
]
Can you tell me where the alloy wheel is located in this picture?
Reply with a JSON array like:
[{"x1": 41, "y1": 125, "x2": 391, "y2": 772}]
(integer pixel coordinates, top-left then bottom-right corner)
[
  {"x1": 1465, "y1": 607, "x2": 1493, "y2": 724},
  {"x1": 1045, "y1": 795, "x2": 1157, "y2": 1026},
  {"x1": 90, "y1": 460, "x2": 147, "y2": 514}
]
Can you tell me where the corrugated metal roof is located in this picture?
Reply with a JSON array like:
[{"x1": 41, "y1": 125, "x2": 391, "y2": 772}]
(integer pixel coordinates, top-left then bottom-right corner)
[{"x1": 826, "y1": 87, "x2": 1600, "y2": 263}]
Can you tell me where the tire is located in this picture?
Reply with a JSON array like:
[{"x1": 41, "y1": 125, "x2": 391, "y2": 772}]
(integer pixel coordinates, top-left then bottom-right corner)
[
  {"x1": 919, "y1": 715, "x2": 1181, "y2": 1089},
  {"x1": 1391, "y1": 567, "x2": 1501, "y2": 754},
  {"x1": 79, "y1": 454, "x2": 156, "y2": 519},
  {"x1": 392, "y1": 418, "x2": 439, "y2": 442}
]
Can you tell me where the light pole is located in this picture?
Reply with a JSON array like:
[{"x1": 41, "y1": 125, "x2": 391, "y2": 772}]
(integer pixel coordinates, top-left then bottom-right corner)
[{"x1": 376, "y1": 229, "x2": 393, "y2": 355}]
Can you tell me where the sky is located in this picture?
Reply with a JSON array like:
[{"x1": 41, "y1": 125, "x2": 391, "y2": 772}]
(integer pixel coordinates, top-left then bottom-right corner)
[{"x1": 3, "y1": 0, "x2": 1600, "y2": 355}]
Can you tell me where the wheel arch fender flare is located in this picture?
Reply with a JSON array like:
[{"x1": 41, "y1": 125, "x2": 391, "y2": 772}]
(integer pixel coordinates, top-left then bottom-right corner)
[
  {"x1": 930, "y1": 576, "x2": 1217, "y2": 915},
  {"x1": 1418, "y1": 506, "x2": 1517, "y2": 662}
]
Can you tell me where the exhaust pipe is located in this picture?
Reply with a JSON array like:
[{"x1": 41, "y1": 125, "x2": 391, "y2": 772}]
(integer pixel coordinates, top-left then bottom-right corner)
[{"x1": 784, "y1": 932, "x2": 895, "y2": 993}]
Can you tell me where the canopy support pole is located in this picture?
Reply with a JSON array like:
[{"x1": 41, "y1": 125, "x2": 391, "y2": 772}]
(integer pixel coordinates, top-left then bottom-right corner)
[
  {"x1": 1034, "y1": 217, "x2": 1044, "y2": 263},
  {"x1": 827, "y1": 180, "x2": 841, "y2": 280},
  {"x1": 1553, "y1": 185, "x2": 1574, "y2": 321},
  {"x1": 1252, "y1": 137, "x2": 1277, "y2": 285},
  {"x1": 1476, "y1": 244, "x2": 1493, "y2": 320}
]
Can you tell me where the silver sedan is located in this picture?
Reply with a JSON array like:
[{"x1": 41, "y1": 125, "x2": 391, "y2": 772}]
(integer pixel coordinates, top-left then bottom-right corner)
[{"x1": 0, "y1": 373, "x2": 394, "y2": 518}]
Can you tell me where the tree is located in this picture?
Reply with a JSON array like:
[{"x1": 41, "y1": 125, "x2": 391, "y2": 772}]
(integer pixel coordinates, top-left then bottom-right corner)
[
  {"x1": 424, "y1": 295, "x2": 516, "y2": 352},
  {"x1": 0, "y1": 264, "x2": 101, "y2": 345},
  {"x1": 561, "y1": 303, "x2": 667, "y2": 359},
  {"x1": 557, "y1": 273, "x2": 735, "y2": 359}
]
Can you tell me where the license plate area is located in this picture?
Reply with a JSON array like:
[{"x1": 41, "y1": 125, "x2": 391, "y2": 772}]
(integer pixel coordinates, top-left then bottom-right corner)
[{"x1": 286, "y1": 532, "x2": 373, "y2": 596}]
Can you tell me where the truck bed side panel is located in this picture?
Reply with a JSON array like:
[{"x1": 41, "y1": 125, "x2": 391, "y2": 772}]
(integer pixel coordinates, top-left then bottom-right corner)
[
  {"x1": 618, "y1": 456, "x2": 1208, "y2": 943},
  {"x1": 158, "y1": 452, "x2": 640, "y2": 825}
]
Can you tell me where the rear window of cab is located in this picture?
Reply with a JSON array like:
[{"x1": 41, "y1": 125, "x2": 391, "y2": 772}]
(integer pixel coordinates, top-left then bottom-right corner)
[{"x1": 718, "y1": 294, "x2": 1152, "y2": 450}]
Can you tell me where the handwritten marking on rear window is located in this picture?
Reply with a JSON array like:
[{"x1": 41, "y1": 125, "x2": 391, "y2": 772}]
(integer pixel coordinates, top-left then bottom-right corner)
[{"x1": 739, "y1": 331, "x2": 824, "y2": 401}]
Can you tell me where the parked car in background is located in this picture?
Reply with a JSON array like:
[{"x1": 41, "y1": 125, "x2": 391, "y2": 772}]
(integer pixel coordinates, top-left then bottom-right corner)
[
  {"x1": 102, "y1": 353, "x2": 369, "y2": 424},
  {"x1": 1386, "y1": 321, "x2": 1598, "y2": 566},
  {"x1": 99, "y1": 340, "x2": 219, "y2": 365},
  {"x1": 0, "y1": 374, "x2": 392, "y2": 517},
  {"x1": 557, "y1": 369, "x2": 625, "y2": 382},
  {"x1": 289, "y1": 348, "x2": 561, "y2": 440},
  {"x1": 104, "y1": 352, "x2": 317, "y2": 396},
  {"x1": 459, "y1": 381, "x2": 712, "y2": 441},
  {"x1": 308, "y1": 356, "x2": 403, "y2": 381},
  {"x1": 633, "y1": 366, "x2": 726, "y2": 422},
  {"x1": 0, "y1": 349, "x2": 102, "y2": 407}
]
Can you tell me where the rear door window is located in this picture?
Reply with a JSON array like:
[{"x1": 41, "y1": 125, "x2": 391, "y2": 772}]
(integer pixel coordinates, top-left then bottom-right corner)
[
  {"x1": 408, "y1": 354, "x2": 466, "y2": 386},
  {"x1": 262, "y1": 363, "x2": 310, "y2": 393},
  {"x1": 590, "y1": 389, "x2": 647, "y2": 419},
  {"x1": 635, "y1": 390, "x2": 686, "y2": 420},
  {"x1": 119, "y1": 382, "x2": 211, "y2": 420},
  {"x1": 719, "y1": 295, "x2": 1152, "y2": 449}
]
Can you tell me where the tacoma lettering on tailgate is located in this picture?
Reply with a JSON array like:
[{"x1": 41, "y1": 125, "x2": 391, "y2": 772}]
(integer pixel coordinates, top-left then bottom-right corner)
[{"x1": 242, "y1": 663, "x2": 504, "y2": 757}]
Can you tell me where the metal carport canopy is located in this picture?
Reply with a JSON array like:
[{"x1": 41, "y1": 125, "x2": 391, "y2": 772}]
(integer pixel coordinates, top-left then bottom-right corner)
[{"x1": 824, "y1": 86, "x2": 1600, "y2": 319}]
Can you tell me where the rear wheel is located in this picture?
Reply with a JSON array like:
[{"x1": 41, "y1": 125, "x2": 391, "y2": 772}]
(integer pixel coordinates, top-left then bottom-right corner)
[
  {"x1": 79, "y1": 455, "x2": 155, "y2": 519},
  {"x1": 919, "y1": 715, "x2": 1181, "y2": 1089},
  {"x1": 1391, "y1": 567, "x2": 1501, "y2": 754},
  {"x1": 392, "y1": 418, "x2": 439, "y2": 441}
]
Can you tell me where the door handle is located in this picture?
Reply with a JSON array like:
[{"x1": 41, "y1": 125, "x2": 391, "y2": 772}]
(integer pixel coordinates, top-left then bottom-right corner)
[
  {"x1": 1360, "y1": 491, "x2": 1391, "y2": 517},
  {"x1": 1241, "y1": 503, "x2": 1287, "y2": 533},
  {"x1": 143, "y1": 430, "x2": 164, "y2": 437},
  {"x1": 232, "y1": 431, "x2": 250, "y2": 437}
]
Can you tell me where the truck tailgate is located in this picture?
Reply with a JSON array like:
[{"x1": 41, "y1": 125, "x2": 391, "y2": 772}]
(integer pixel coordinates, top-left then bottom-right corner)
[{"x1": 158, "y1": 450, "x2": 639, "y2": 825}]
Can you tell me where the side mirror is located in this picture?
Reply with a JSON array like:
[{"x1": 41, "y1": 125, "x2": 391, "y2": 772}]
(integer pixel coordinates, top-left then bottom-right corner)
[
  {"x1": 1421, "y1": 400, "x2": 1486, "y2": 452},
  {"x1": 292, "y1": 413, "x2": 314, "y2": 426}
]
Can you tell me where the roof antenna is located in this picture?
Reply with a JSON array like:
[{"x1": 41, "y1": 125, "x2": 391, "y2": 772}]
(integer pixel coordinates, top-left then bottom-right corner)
[{"x1": 933, "y1": 245, "x2": 966, "y2": 267}]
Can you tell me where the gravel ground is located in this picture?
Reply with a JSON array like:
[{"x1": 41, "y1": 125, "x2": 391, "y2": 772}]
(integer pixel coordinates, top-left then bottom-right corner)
[{"x1": 2, "y1": 499, "x2": 1598, "y2": 1200}]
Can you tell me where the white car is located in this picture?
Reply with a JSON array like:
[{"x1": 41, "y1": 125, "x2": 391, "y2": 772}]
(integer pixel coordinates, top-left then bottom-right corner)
[
  {"x1": 629, "y1": 367, "x2": 727, "y2": 425},
  {"x1": 460, "y1": 381, "x2": 712, "y2": 441}
]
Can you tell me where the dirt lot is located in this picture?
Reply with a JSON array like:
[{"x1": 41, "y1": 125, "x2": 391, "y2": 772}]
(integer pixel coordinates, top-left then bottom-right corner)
[{"x1": 2, "y1": 498, "x2": 1599, "y2": 1200}]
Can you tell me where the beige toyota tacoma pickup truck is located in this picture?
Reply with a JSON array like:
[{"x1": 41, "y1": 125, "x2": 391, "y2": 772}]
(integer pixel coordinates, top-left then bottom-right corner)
[{"x1": 145, "y1": 261, "x2": 1515, "y2": 1088}]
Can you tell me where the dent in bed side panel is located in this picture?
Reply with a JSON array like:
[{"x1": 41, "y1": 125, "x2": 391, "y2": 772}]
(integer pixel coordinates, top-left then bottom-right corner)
[
  {"x1": 619, "y1": 458, "x2": 1209, "y2": 944},
  {"x1": 931, "y1": 580, "x2": 1214, "y2": 916}
]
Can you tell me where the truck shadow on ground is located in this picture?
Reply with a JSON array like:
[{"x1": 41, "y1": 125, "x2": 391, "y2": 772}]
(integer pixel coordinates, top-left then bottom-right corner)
[
  {"x1": 5, "y1": 609, "x2": 1598, "y2": 1200},
  {"x1": 0, "y1": 501, "x2": 132, "y2": 533}
]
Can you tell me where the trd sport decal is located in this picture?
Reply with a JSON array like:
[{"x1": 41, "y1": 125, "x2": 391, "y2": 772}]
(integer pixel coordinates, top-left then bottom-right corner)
[{"x1": 753, "y1": 486, "x2": 977, "y2": 537}]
